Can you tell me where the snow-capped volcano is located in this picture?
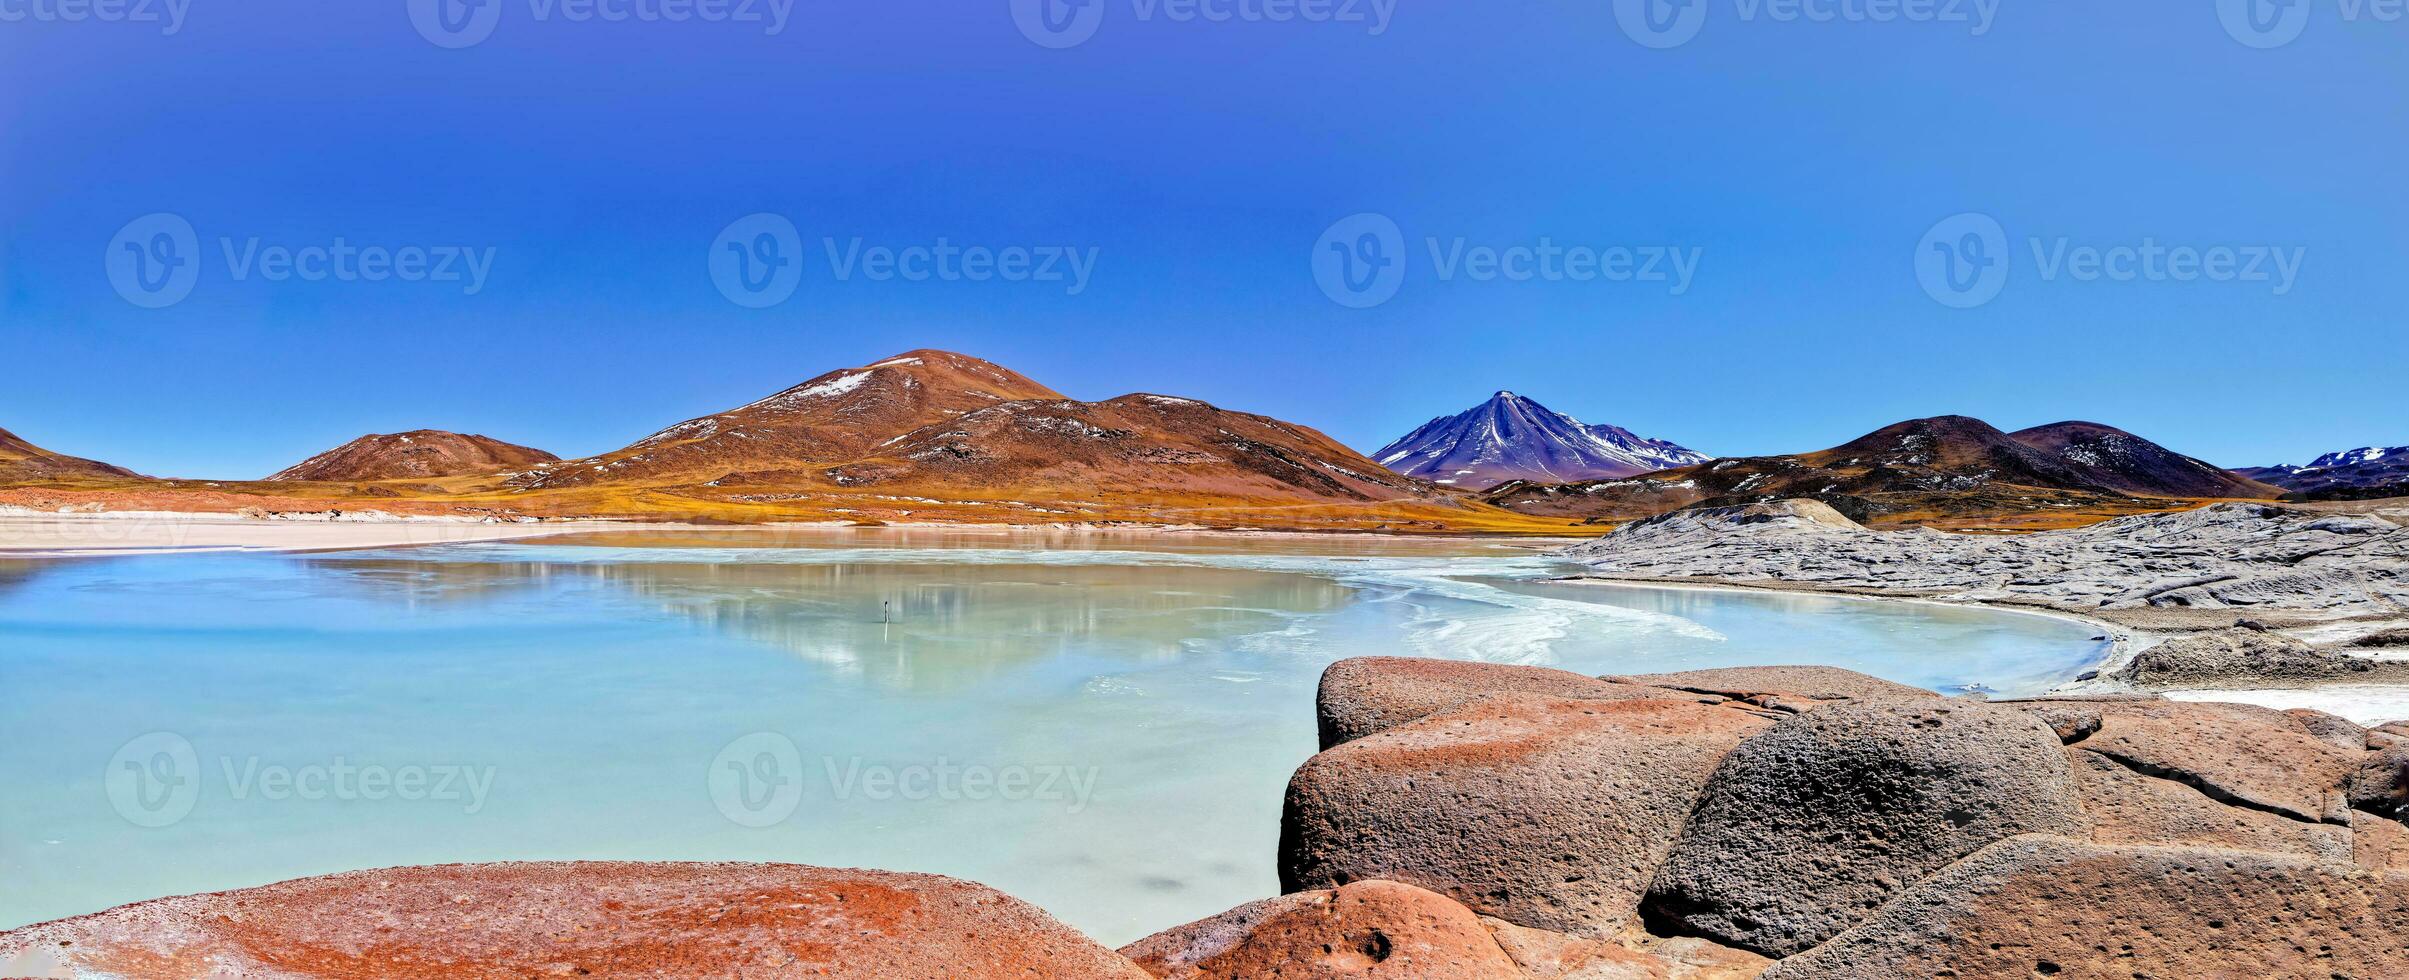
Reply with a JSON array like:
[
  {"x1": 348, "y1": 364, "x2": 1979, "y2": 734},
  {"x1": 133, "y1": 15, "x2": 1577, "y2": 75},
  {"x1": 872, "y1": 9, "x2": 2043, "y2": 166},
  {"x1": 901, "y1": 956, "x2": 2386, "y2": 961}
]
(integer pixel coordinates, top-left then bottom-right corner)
[{"x1": 1373, "y1": 391, "x2": 1709, "y2": 489}]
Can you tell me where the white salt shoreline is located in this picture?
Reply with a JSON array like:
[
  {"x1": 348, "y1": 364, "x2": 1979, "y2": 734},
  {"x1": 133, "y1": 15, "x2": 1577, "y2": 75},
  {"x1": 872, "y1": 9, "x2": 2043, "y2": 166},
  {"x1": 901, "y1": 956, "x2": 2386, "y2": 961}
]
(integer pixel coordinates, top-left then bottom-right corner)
[
  {"x1": 0, "y1": 511, "x2": 663, "y2": 558},
  {"x1": 1552, "y1": 576, "x2": 2409, "y2": 727}
]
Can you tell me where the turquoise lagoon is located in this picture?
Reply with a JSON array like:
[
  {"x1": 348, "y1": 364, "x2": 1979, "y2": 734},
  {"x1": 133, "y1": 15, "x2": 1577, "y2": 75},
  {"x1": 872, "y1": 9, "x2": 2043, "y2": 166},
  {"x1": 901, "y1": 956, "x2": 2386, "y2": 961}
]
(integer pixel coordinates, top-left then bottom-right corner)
[{"x1": 0, "y1": 529, "x2": 2103, "y2": 944}]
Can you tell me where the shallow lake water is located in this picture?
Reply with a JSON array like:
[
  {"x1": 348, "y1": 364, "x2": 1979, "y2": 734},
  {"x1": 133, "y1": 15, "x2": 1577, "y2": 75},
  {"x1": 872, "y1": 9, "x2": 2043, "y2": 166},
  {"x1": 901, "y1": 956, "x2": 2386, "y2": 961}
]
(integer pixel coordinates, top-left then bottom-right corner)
[{"x1": 0, "y1": 529, "x2": 2104, "y2": 943}]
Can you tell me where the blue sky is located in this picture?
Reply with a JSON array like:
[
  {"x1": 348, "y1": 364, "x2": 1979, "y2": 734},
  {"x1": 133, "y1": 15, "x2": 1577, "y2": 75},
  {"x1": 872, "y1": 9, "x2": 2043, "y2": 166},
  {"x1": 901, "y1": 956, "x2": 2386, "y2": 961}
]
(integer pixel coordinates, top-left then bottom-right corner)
[{"x1": 2, "y1": 1, "x2": 2402, "y2": 480}]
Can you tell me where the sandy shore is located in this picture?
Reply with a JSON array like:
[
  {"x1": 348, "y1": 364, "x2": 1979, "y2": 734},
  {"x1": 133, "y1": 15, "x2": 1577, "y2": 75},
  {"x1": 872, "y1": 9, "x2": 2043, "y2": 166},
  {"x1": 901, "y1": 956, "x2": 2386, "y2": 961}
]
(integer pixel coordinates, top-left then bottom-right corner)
[{"x1": 0, "y1": 512, "x2": 670, "y2": 558}]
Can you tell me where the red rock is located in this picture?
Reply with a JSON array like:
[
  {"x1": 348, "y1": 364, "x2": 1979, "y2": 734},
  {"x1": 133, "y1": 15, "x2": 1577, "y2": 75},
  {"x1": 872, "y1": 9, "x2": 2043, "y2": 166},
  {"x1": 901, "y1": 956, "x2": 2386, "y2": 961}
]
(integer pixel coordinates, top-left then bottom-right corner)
[
  {"x1": 2069, "y1": 749, "x2": 2350, "y2": 861},
  {"x1": 1315, "y1": 657, "x2": 1684, "y2": 749},
  {"x1": 1281, "y1": 693, "x2": 1772, "y2": 937},
  {"x1": 1118, "y1": 880, "x2": 1522, "y2": 979},
  {"x1": 1607, "y1": 665, "x2": 1935, "y2": 704},
  {"x1": 2077, "y1": 700, "x2": 2359, "y2": 824},
  {"x1": 0, "y1": 862, "x2": 1149, "y2": 980},
  {"x1": 1760, "y1": 836, "x2": 2409, "y2": 980}
]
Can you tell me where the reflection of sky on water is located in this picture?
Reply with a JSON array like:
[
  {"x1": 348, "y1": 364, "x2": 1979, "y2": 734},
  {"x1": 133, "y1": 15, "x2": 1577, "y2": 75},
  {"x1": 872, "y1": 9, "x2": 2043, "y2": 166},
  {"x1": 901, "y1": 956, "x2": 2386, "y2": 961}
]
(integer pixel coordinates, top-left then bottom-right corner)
[{"x1": 0, "y1": 532, "x2": 2099, "y2": 945}]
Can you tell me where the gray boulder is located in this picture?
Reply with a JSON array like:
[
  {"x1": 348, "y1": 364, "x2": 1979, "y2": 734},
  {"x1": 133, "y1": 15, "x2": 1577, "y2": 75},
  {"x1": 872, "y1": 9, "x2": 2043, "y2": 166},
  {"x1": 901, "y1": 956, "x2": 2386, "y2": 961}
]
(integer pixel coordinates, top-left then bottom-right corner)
[
  {"x1": 1643, "y1": 699, "x2": 2088, "y2": 957},
  {"x1": 2109, "y1": 628, "x2": 2409, "y2": 690}
]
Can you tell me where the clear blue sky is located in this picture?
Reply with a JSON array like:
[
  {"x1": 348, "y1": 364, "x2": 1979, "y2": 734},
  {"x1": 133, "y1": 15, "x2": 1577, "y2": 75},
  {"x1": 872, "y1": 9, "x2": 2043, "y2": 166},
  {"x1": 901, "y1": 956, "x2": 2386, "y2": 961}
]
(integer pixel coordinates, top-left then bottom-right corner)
[{"x1": 3, "y1": 2, "x2": 2402, "y2": 480}]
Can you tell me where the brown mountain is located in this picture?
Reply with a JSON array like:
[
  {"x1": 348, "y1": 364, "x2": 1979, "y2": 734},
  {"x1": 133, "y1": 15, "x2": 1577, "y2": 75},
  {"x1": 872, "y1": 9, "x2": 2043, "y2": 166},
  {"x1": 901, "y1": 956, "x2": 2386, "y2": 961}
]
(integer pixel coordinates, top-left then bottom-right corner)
[
  {"x1": 1483, "y1": 415, "x2": 2280, "y2": 530},
  {"x1": 2009, "y1": 421, "x2": 2279, "y2": 499},
  {"x1": 823, "y1": 392, "x2": 1442, "y2": 506},
  {"x1": 0, "y1": 426, "x2": 142, "y2": 482},
  {"x1": 512, "y1": 350, "x2": 1064, "y2": 491},
  {"x1": 476, "y1": 349, "x2": 1504, "y2": 529},
  {"x1": 269, "y1": 431, "x2": 558, "y2": 483}
]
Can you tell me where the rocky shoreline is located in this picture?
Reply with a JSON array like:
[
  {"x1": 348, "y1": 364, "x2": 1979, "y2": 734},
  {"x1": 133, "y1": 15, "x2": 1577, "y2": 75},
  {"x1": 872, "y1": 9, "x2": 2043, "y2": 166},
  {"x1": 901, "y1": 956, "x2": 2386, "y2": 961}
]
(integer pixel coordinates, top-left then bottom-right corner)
[
  {"x1": 8, "y1": 657, "x2": 2405, "y2": 978},
  {"x1": 1555, "y1": 499, "x2": 2409, "y2": 713}
]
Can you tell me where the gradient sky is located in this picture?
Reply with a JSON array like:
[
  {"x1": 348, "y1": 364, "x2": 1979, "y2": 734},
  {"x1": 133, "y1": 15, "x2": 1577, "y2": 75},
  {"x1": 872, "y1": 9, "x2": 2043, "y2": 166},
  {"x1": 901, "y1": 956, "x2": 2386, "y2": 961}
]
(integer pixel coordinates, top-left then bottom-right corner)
[{"x1": 3, "y1": 1, "x2": 2403, "y2": 480}]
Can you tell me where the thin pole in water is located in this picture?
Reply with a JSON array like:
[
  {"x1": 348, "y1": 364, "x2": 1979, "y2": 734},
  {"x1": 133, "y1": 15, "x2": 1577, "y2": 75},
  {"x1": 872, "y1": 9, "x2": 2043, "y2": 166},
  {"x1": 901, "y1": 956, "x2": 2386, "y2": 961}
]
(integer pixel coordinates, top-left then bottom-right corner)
[{"x1": 882, "y1": 600, "x2": 890, "y2": 624}]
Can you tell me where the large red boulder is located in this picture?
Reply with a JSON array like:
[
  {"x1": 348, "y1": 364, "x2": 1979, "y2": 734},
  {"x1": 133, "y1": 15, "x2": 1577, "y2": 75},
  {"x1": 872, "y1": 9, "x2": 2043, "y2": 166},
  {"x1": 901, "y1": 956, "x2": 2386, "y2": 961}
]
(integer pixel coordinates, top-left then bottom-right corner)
[
  {"x1": 1760, "y1": 836, "x2": 2409, "y2": 979},
  {"x1": 0, "y1": 863, "x2": 1150, "y2": 980},
  {"x1": 1315, "y1": 657, "x2": 1683, "y2": 749},
  {"x1": 1281, "y1": 693, "x2": 1772, "y2": 937},
  {"x1": 1118, "y1": 880, "x2": 1522, "y2": 978}
]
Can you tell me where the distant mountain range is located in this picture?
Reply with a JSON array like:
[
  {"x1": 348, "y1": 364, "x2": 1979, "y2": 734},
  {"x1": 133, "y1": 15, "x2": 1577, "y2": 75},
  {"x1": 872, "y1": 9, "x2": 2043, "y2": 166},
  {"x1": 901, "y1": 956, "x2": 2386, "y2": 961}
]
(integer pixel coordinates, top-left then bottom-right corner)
[
  {"x1": 1373, "y1": 391, "x2": 1709, "y2": 490},
  {"x1": 2, "y1": 364, "x2": 2391, "y2": 533},
  {"x1": 1484, "y1": 416, "x2": 2285, "y2": 530},
  {"x1": 269, "y1": 431, "x2": 557, "y2": 483},
  {"x1": 2237, "y1": 447, "x2": 2409, "y2": 500},
  {"x1": 0, "y1": 426, "x2": 140, "y2": 483}
]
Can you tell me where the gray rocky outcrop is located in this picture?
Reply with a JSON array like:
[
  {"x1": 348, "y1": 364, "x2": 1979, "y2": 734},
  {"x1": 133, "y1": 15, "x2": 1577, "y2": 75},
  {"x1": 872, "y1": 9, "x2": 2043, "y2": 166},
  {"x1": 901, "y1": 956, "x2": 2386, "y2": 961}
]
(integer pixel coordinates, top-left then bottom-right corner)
[{"x1": 1642, "y1": 699, "x2": 2088, "y2": 957}]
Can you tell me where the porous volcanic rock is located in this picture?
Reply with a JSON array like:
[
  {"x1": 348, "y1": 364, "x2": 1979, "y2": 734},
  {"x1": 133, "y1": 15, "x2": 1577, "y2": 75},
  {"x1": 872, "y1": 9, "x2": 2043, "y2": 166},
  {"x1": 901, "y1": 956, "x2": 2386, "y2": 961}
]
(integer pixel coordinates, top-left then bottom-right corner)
[
  {"x1": 1118, "y1": 880, "x2": 1522, "y2": 979},
  {"x1": 2069, "y1": 749, "x2": 2352, "y2": 861},
  {"x1": 1643, "y1": 699, "x2": 2087, "y2": 958},
  {"x1": 2109, "y1": 628, "x2": 2409, "y2": 690},
  {"x1": 2073, "y1": 699, "x2": 2359, "y2": 824},
  {"x1": 0, "y1": 862, "x2": 1151, "y2": 980},
  {"x1": 2352, "y1": 741, "x2": 2409, "y2": 818},
  {"x1": 1758, "y1": 836, "x2": 2409, "y2": 980},
  {"x1": 1609, "y1": 664, "x2": 1937, "y2": 712},
  {"x1": 1478, "y1": 918, "x2": 1772, "y2": 980},
  {"x1": 1315, "y1": 657, "x2": 1682, "y2": 749},
  {"x1": 1281, "y1": 693, "x2": 1773, "y2": 937}
]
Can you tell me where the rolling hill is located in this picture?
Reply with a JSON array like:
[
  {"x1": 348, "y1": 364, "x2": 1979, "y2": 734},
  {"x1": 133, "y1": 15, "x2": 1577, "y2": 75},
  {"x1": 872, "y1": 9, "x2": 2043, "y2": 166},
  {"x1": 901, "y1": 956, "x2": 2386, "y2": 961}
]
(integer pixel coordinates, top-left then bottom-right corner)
[
  {"x1": 269, "y1": 431, "x2": 557, "y2": 483},
  {"x1": 1483, "y1": 415, "x2": 2282, "y2": 530},
  {"x1": 0, "y1": 427, "x2": 142, "y2": 483}
]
